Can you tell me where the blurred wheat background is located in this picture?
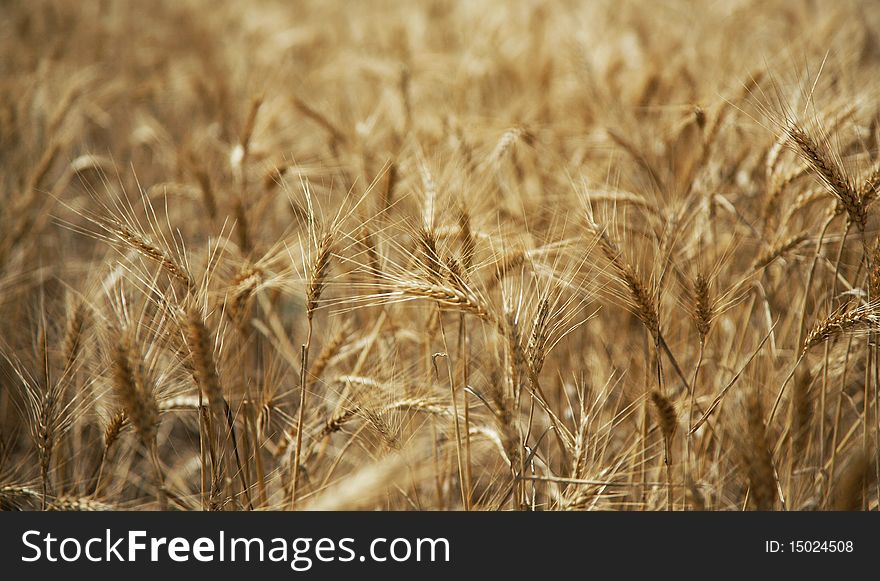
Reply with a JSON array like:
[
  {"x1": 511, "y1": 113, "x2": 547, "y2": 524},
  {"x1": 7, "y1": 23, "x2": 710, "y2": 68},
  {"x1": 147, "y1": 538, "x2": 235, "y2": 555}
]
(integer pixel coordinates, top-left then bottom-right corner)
[{"x1": 2, "y1": 0, "x2": 880, "y2": 511}]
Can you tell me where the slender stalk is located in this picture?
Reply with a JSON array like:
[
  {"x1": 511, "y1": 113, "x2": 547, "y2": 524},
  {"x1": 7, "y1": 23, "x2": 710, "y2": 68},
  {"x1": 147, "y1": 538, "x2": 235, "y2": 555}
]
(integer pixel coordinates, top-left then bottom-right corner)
[
  {"x1": 290, "y1": 332, "x2": 311, "y2": 510},
  {"x1": 457, "y1": 314, "x2": 473, "y2": 510},
  {"x1": 438, "y1": 320, "x2": 467, "y2": 510}
]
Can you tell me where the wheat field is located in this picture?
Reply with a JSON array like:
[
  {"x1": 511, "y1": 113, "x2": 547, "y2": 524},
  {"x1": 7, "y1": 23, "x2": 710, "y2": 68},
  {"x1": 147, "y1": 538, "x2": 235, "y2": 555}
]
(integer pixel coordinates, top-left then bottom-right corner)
[{"x1": 2, "y1": 0, "x2": 880, "y2": 511}]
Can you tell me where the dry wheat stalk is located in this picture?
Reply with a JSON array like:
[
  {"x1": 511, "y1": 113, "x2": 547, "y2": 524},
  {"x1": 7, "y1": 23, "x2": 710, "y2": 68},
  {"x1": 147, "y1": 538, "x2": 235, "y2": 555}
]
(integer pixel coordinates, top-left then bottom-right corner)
[
  {"x1": 391, "y1": 279, "x2": 494, "y2": 322},
  {"x1": 111, "y1": 332, "x2": 166, "y2": 510},
  {"x1": 742, "y1": 393, "x2": 777, "y2": 511},
  {"x1": 110, "y1": 221, "x2": 194, "y2": 290},
  {"x1": 309, "y1": 324, "x2": 350, "y2": 389},
  {"x1": 803, "y1": 303, "x2": 880, "y2": 353},
  {"x1": 786, "y1": 122, "x2": 864, "y2": 230},
  {"x1": 651, "y1": 391, "x2": 677, "y2": 443},
  {"x1": 752, "y1": 232, "x2": 809, "y2": 270},
  {"x1": 691, "y1": 272, "x2": 713, "y2": 343},
  {"x1": 112, "y1": 337, "x2": 158, "y2": 447},
  {"x1": 587, "y1": 215, "x2": 660, "y2": 338},
  {"x1": 306, "y1": 230, "x2": 334, "y2": 319},
  {"x1": 184, "y1": 309, "x2": 225, "y2": 414}
]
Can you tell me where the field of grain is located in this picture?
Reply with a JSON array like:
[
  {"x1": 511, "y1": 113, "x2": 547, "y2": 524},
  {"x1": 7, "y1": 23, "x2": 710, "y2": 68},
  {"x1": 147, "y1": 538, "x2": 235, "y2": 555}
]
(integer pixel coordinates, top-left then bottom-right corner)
[{"x1": 2, "y1": 0, "x2": 880, "y2": 511}]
